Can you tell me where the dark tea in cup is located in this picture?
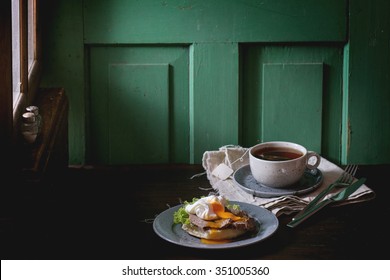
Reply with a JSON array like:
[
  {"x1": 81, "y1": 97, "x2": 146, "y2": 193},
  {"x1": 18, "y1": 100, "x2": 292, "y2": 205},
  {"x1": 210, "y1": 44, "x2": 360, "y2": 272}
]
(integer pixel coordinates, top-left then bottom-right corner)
[{"x1": 252, "y1": 147, "x2": 303, "y2": 161}]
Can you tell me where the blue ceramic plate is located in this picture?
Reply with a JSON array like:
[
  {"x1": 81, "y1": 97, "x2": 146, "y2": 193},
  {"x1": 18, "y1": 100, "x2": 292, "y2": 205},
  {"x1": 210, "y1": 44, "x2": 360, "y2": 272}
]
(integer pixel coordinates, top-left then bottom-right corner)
[
  {"x1": 233, "y1": 164, "x2": 323, "y2": 198},
  {"x1": 153, "y1": 201, "x2": 279, "y2": 249}
]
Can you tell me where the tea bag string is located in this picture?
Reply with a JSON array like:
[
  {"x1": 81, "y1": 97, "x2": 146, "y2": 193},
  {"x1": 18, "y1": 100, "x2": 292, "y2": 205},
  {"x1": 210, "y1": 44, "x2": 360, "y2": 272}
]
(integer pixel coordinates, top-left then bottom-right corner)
[
  {"x1": 225, "y1": 147, "x2": 249, "y2": 168},
  {"x1": 189, "y1": 171, "x2": 207, "y2": 179}
]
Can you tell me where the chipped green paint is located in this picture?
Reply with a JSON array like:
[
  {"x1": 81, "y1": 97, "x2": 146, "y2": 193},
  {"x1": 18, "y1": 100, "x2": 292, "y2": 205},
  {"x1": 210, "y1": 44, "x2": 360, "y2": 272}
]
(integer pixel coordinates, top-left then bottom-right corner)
[{"x1": 40, "y1": 0, "x2": 390, "y2": 164}]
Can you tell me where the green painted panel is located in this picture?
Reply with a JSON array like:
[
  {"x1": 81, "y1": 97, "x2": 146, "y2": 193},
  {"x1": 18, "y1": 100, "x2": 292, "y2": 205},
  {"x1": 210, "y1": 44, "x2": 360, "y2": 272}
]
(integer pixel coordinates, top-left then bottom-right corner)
[
  {"x1": 40, "y1": 0, "x2": 85, "y2": 165},
  {"x1": 241, "y1": 44, "x2": 343, "y2": 163},
  {"x1": 41, "y1": 0, "x2": 390, "y2": 165},
  {"x1": 83, "y1": 0, "x2": 347, "y2": 44},
  {"x1": 108, "y1": 64, "x2": 169, "y2": 164},
  {"x1": 344, "y1": 0, "x2": 390, "y2": 164},
  {"x1": 190, "y1": 43, "x2": 239, "y2": 163},
  {"x1": 262, "y1": 63, "x2": 323, "y2": 153},
  {"x1": 88, "y1": 45, "x2": 189, "y2": 164}
]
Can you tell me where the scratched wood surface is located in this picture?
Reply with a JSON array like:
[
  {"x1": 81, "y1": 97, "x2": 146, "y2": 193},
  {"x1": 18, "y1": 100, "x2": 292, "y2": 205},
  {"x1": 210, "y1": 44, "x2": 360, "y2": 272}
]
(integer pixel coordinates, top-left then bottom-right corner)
[
  {"x1": 1, "y1": 163, "x2": 389, "y2": 259},
  {"x1": 83, "y1": 0, "x2": 347, "y2": 44}
]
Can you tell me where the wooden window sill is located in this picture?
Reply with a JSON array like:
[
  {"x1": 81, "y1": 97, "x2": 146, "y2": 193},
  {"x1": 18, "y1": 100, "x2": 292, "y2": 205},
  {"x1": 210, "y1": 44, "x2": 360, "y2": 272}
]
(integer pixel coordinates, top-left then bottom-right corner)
[{"x1": 17, "y1": 87, "x2": 69, "y2": 183}]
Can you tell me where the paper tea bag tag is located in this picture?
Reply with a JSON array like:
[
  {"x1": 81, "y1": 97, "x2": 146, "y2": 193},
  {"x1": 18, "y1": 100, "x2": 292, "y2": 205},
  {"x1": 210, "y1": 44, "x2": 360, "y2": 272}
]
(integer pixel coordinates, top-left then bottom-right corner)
[{"x1": 211, "y1": 163, "x2": 234, "y2": 180}]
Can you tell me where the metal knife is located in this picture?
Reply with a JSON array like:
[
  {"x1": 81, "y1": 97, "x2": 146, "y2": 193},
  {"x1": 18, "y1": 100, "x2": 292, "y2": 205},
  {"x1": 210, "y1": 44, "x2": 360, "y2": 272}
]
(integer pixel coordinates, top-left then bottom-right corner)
[{"x1": 287, "y1": 177, "x2": 367, "y2": 228}]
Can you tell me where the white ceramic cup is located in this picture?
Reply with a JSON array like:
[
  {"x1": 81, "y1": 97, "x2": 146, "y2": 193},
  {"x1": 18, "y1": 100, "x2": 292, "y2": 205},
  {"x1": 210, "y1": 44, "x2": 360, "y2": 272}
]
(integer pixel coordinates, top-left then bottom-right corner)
[{"x1": 249, "y1": 141, "x2": 321, "y2": 188}]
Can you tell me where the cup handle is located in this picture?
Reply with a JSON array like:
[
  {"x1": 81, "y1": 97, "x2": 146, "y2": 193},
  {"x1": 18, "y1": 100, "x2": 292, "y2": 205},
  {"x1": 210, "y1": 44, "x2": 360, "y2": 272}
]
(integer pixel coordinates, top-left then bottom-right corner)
[{"x1": 306, "y1": 151, "x2": 321, "y2": 169}]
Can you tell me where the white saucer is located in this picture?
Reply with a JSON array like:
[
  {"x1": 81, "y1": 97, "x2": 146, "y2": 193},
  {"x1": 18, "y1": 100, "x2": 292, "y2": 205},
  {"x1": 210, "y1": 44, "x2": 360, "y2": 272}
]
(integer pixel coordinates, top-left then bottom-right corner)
[{"x1": 233, "y1": 164, "x2": 323, "y2": 198}]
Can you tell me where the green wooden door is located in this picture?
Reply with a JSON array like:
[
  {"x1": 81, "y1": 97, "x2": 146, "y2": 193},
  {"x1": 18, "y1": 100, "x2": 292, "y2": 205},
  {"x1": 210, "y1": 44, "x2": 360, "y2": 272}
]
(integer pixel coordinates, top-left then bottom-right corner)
[
  {"x1": 85, "y1": 0, "x2": 347, "y2": 164},
  {"x1": 88, "y1": 46, "x2": 189, "y2": 164}
]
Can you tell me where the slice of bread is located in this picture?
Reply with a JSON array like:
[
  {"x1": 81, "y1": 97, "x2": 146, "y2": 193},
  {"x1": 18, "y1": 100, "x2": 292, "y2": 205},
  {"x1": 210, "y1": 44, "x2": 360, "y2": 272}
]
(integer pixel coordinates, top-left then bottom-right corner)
[{"x1": 182, "y1": 223, "x2": 247, "y2": 240}]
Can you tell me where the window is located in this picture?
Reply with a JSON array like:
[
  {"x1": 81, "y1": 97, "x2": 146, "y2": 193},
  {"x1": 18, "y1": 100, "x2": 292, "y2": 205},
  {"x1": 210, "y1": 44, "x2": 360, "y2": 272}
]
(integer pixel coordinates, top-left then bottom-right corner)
[
  {"x1": 27, "y1": 0, "x2": 35, "y2": 71},
  {"x1": 0, "y1": 0, "x2": 41, "y2": 171},
  {"x1": 11, "y1": 0, "x2": 41, "y2": 120},
  {"x1": 12, "y1": 0, "x2": 21, "y2": 107}
]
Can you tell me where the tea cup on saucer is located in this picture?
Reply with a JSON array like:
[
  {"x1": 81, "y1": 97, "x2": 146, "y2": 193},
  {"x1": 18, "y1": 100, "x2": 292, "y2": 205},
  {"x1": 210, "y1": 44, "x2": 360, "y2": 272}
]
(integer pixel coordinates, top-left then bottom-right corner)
[{"x1": 249, "y1": 141, "x2": 321, "y2": 188}]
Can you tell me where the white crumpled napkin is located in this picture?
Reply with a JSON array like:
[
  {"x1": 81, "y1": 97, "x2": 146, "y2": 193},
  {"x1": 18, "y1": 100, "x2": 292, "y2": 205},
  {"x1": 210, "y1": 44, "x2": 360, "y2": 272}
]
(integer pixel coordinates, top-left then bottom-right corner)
[{"x1": 201, "y1": 145, "x2": 376, "y2": 217}]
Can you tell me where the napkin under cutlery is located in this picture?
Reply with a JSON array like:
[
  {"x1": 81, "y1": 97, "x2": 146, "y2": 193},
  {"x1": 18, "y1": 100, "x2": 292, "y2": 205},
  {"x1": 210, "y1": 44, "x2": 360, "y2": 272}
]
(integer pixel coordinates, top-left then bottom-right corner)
[{"x1": 201, "y1": 145, "x2": 376, "y2": 217}]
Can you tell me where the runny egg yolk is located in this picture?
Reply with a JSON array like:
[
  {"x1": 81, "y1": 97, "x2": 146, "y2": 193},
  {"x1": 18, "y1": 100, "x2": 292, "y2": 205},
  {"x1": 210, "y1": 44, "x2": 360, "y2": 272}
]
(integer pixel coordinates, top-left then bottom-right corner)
[{"x1": 210, "y1": 200, "x2": 242, "y2": 221}]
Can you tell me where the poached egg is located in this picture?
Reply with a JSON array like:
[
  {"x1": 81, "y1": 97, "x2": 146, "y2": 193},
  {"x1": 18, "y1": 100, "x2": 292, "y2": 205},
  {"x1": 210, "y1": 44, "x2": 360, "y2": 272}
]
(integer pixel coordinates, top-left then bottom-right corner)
[{"x1": 185, "y1": 195, "x2": 241, "y2": 221}]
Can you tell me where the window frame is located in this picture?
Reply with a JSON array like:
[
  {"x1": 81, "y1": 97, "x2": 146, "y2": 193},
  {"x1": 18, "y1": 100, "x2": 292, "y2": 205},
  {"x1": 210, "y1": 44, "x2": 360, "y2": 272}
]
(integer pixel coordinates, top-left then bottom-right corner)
[
  {"x1": 0, "y1": 0, "x2": 41, "y2": 174},
  {"x1": 12, "y1": 0, "x2": 42, "y2": 137},
  {"x1": 13, "y1": 0, "x2": 41, "y2": 129}
]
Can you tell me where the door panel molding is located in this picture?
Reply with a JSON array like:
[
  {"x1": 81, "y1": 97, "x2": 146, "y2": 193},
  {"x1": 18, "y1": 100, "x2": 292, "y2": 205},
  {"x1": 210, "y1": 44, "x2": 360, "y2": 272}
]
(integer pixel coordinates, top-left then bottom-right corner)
[
  {"x1": 240, "y1": 44, "x2": 343, "y2": 163},
  {"x1": 108, "y1": 63, "x2": 170, "y2": 164},
  {"x1": 88, "y1": 45, "x2": 189, "y2": 164},
  {"x1": 262, "y1": 63, "x2": 323, "y2": 152}
]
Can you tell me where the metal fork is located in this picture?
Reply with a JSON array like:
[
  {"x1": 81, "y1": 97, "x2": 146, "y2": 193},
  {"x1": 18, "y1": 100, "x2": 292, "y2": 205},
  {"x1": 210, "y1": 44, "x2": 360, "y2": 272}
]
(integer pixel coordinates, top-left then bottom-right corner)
[
  {"x1": 288, "y1": 176, "x2": 366, "y2": 228},
  {"x1": 291, "y1": 164, "x2": 358, "y2": 221}
]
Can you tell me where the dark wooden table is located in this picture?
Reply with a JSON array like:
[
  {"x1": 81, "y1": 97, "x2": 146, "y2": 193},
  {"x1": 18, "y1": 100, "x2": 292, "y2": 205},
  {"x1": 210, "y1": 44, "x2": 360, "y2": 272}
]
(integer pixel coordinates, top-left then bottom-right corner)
[{"x1": 1, "y1": 164, "x2": 389, "y2": 260}]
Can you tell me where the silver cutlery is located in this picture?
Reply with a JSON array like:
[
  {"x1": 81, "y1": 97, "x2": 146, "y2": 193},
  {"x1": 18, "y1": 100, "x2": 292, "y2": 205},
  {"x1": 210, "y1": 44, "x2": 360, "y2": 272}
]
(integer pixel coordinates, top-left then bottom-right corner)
[
  {"x1": 287, "y1": 177, "x2": 366, "y2": 228},
  {"x1": 291, "y1": 164, "x2": 358, "y2": 221}
]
